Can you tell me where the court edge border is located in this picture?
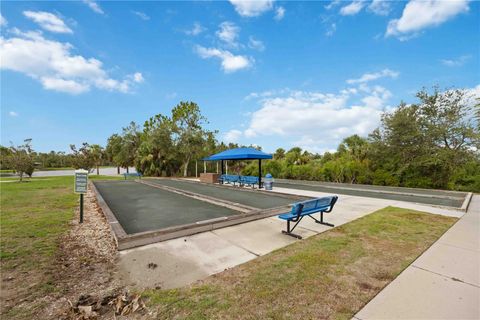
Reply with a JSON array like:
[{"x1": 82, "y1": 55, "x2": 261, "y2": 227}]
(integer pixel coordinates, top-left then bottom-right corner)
[{"x1": 91, "y1": 179, "x2": 304, "y2": 251}]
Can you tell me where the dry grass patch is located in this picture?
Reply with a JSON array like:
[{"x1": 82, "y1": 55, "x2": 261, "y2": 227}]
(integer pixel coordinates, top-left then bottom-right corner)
[{"x1": 145, "y1": 206, "x2": 456, "y2": 320}]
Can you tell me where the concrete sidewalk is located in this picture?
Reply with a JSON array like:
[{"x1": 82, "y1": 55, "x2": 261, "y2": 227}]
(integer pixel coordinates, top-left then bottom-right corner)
[
  {"x1": 354, "y1": 195, "x2": 480, "y2": 320},
  {"x1": 116, "y1": 187, "x2": 465, "y2": 290}
]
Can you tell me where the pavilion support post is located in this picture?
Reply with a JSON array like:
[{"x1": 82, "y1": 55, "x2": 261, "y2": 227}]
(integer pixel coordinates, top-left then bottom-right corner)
[
  {"x1": 195, "y1": 160, "x2": 198, "y2": 177},
  {"x1": 258, "y1": 159, "x2": 262, "y2": 188},
  {"x1": 204, "y1": 161, "x2": 206, "y2": 173},
  {"x1": 216, "y1": 162, "x2": 219, "y2": 174},
  {"x1": 226, "y1": 160, "x2": 228, "y2": 174},
  {"x1": 221, "y1": 160, "x2": 225, "y2": 184}
]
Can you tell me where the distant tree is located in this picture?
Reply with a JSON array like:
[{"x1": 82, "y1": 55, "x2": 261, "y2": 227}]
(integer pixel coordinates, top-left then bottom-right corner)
[
  {"x1": 285, "y1": 147, "x2": 302, "y2": 165},
  {"x1": 136, "y1": 114, "x2": 177, "y2": 176},
  {"x1": 474, "y1": 97, "x2": 480, "y2": 131},
  {"x1": 337, "y1": 134, "x2": 369, "y2": 162},
  {"x1": 171, "y1": 101, "x2": 210, "y2": 177},
  {"x1": 90, "y1": 144, "x2": 104, "y2": 175},
  {"x1": 70, "y1": 143, "x2": 95, "y2": 171},
  {"x1": 0, "y1": 146, "x2": 13, "y2": 170},
  {"x1": 105, "y1": 134, "x2": 123, "y2": 174},
  {"x1": 8, "y1": 139, "x2": 35, "y2": 182},
  {"x1": 274, "y1": 148, "x2": 285, "y2": 160},
  {"x1": 371, "y1": 87, "x2": 479, "y2": 189},
  {"x1": 121, "y1": 122, "x2": 142, "y2": 173}
]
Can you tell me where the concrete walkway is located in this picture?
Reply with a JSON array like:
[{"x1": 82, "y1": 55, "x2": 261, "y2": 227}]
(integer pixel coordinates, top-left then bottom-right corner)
[
  {"x1": 117, "y1": 186, "x2": 465, "y2": 290},
  {"x1": 354, "y1": 195, "x2": 480, "y2": 320}
]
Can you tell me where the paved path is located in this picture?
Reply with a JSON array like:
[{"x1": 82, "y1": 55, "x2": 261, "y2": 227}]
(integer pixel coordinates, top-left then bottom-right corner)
[
  {"x1": 117, "y1": 185, "x2": 465, "y2": 290},
  {"x1": 354, "y1": 195, "x2": 480, "y2": 320}
]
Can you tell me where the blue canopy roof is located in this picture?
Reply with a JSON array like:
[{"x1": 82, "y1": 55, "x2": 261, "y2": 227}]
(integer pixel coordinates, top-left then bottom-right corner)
[{"x1": 203, "y1": 147, "x2": 273, "y2": 161}]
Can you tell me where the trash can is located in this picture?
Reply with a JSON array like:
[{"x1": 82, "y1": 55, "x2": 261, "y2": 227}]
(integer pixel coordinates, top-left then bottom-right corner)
[{"x1": 264, "y1": 173, "x2": 273, "y2": 190}]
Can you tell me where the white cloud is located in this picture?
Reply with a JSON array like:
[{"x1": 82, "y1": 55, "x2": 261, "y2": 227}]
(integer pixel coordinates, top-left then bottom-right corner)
[
  {"x1": 368, "y1": 0, "x2": 392, "y2": 16},
  {"x1": 244, "y1": 88, "x2": 290, "y2": 100},
  {"x1": 361, "y1": 85, "x2": 392, "y2": 108},
  {"x1": 130, "y1": 72, "x2": 144, "y2": 83},
  {"x1": 274, "y1": 6, "x2": 285, "y2": 20},
  {"x1": 347, "y1": 69, "x2": 399, "y2": 84},
  {"x1": 216, "y1": 21, "x2": 240, "y2": 47},
  {"x1": 229, "y1": 0, "x2": 274, "y2": 17},
  {"x1": 325, "y1": 23, "x2": 337, "y2": 37},
  {"x1": 243, "y1": 89, "x2": 386, "y2": 151},
  {"x1": 196, "y1": 46, "x2": 252, "y2": 73},
  {"x1": 386, "y1": 0, "x2": 469, "y2": 38},
  {"x1": 0, "y1": 30, "x2": 142, "y2": 94},
  {"x1": 325, "y1": 0, "x2": 342, "y2": 10},
  {"x1": 441, "y1": 55, "x2": 471, "y2": 67},
  {"x1": 9, "y1": 111, "x2": 18, "y2": 117},
  {"x1": 23, "y1": 11, "x2": 72, "y2": 34},
  {"x1": 41, "y1": 77, "x2": 89, "y2": 94},
  {"x1": 0, "y1": 14, "x2": 7, "y2": 27},
  {"x1": 224, "y1": 129, "x2": 243, "y2": 143},
  {"x1": 340, "y1": 1, "x2": 365, "y2": 16},
  {"x1": 185, "y1": 22, "x2": 205, "y2": 36},
  {"x1": 83, "y1": 0, "x2": 104, "y2": 15},
  {"x1": 248, "y1": 36, "x2": 265, "y2": 51},
  {"x1": 132, "y1": 11, "x2": 150, "y2": 21}
]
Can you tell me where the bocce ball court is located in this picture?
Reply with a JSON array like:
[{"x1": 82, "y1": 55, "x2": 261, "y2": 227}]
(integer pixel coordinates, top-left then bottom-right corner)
[{"x1": 92, "y1": 179, "x2": 308, "y2": 250}]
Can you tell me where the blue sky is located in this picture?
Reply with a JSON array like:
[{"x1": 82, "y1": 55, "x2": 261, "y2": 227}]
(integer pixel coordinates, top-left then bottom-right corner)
[{"x1": 1, "y1": 0, "x2": 479, "y2": 153}]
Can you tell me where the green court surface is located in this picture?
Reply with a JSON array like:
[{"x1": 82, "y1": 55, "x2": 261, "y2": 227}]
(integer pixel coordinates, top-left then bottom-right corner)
[
  {"x1": 94, "y1": 181, "x2": 239, "y2": 234},
  {"x1": 145, "y1": 178, "x2": 298, "y2": 209},
  {"x1": 274, "y1": 180, "x2": 466, "y2": 208}
]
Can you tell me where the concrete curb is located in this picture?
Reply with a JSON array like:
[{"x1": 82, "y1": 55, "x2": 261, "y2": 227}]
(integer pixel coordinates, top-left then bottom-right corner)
[{"x1": 461, "y1": 192, "x2": 473, "y2": 212}]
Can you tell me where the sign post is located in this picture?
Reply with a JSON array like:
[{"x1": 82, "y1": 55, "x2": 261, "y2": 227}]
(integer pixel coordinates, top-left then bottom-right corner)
[{"x1": 74, "y1": 169, "x2": 88, "y2": 223}]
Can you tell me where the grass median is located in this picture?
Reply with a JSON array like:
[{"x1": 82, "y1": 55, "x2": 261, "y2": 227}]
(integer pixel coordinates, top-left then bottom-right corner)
[{"x1": 145, "y1": 206, "x2": 457, "y2": 319}]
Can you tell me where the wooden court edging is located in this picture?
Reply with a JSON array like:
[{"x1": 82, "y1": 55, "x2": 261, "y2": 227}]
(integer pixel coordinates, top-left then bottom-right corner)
[{"x1": 90, "y1": 181, "x2": 127, "y2": 248}]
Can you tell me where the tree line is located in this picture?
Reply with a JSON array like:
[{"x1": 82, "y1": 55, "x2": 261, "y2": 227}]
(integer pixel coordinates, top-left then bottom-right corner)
[
  {"x1": 1, "y1": 87, "x2": 479, "y2": 191},
  {"x1": 243, "y1": 88, "x2": 480, "y2": 192}
]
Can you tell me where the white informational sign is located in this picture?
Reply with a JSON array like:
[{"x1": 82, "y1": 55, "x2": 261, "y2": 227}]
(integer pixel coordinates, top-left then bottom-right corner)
[{"x1": 74, "y1": 169, "x2": 88, "y2": 194}]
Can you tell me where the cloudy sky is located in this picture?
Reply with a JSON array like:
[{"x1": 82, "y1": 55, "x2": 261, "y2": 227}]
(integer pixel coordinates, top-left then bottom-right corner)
[{"x1": 1, "y1": 0, "x2": 478, "y2": 153}]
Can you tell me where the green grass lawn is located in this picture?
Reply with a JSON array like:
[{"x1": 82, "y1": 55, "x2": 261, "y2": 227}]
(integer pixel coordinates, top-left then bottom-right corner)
[
  {"x1": 145, "y1": 207, "x2": 456, "y2": 319},
  {"x1": 0, "y1": 175, "x2": 121, "y2": 318}
]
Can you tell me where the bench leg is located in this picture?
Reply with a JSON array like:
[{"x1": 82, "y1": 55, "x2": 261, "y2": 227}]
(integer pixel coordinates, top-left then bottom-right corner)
[
  {"x1": 282, "y1": 218, "x2": 303, "y2": 239},
  {"x1": 308, "y1": 212, "x2": 334, "y2": 227}
]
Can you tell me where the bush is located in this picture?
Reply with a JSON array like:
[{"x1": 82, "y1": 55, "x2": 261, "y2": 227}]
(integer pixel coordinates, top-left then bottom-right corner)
[{"x1": 372, "y1": 169, "x2": 399, "y2": 186}]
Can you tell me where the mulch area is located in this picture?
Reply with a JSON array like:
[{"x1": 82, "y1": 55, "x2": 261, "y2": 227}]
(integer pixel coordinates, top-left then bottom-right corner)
[{"x1": 35, "y1": 186, "x2": 148, "y2": 319}]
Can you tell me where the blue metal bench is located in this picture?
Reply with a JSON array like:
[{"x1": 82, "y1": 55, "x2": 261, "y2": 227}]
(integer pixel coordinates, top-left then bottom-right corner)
[
  {"x1": 218, "y1": 174, "x2": 241, "y2": 186},
  {"x1": 240, "y1": 176, "x2": 259, "y2": 188},
  {"x1": 278, "y1": 196, "x2": 338, "y2": 239},
  {"x1": 123, "y1": 172, "x2": 142, "y2": 180}
]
